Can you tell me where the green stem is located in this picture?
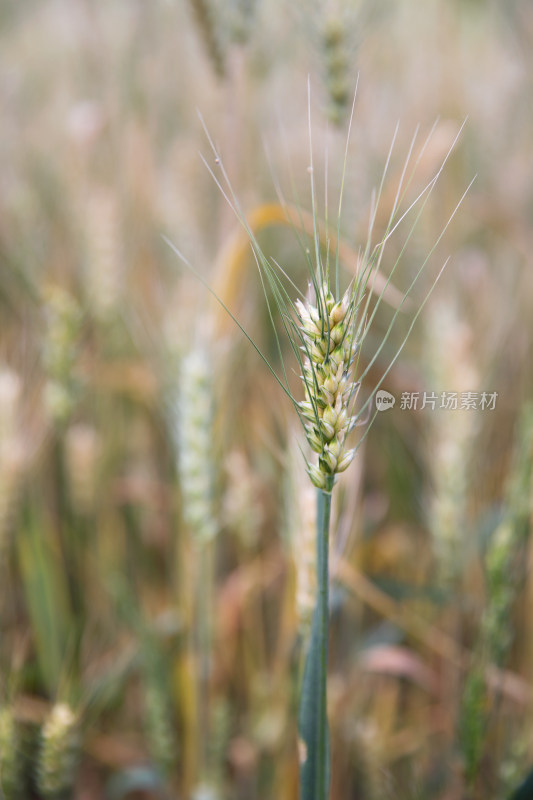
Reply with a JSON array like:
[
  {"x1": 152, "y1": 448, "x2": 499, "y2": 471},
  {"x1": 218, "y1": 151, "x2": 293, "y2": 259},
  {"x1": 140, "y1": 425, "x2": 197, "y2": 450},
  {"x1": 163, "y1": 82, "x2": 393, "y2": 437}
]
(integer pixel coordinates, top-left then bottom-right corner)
[
  {"x1": 298, "y1": 476, "x2": 334, "y2": 800},
  {"x1": 196, "y1": 540, "x2": 213, "y2": 782}
]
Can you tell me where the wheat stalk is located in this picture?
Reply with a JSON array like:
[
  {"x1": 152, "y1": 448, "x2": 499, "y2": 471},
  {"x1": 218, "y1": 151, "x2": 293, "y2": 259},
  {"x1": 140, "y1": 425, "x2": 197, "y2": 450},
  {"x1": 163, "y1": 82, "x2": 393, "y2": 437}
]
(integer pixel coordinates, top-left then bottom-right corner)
[
  {"x1": 174, "y1": 344, "x2": 220, "y2": 790},
  {"x1": 165, "y1": 81, "x2": 472, "y2": 800}
]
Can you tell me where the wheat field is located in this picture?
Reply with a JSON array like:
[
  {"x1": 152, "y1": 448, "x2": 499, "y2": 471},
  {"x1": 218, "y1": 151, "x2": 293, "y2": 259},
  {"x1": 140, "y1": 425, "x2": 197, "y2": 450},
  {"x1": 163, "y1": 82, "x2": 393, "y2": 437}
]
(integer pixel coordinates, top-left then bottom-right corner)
[{"x1": 1, "y1": 2, "x2": 532, "y2": 798}]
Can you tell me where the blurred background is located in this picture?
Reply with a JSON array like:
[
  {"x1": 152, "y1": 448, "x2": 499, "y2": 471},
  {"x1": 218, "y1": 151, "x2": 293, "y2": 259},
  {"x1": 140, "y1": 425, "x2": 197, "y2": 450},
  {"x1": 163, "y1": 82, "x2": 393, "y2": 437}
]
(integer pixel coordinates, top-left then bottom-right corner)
[{"x1": 1, "y1": 1, "x2": 532, "y2": 798}]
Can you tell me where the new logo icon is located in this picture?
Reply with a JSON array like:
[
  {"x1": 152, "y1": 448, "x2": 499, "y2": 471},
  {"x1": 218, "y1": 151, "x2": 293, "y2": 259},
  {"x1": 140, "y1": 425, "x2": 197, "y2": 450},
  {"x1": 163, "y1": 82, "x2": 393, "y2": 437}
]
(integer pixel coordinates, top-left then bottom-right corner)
[{"x1": 375, "y1": 390, "x2": 395, "y2": 412}]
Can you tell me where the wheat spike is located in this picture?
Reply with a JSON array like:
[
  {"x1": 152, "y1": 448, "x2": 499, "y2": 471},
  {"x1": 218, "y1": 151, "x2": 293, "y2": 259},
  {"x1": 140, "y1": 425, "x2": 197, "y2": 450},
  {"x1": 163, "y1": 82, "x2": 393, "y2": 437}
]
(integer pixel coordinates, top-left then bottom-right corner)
[{"x1": 37, "y1": 703, "x2": 80, "y2": 798}]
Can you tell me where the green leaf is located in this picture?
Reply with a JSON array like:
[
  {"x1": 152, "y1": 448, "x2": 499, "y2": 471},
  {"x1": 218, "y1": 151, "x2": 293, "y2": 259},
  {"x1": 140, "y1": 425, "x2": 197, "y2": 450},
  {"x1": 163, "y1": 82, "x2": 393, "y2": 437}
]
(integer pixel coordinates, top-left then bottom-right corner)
[{"x1": 17, "y1": 517, "x2": 73, "y2": 695}]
